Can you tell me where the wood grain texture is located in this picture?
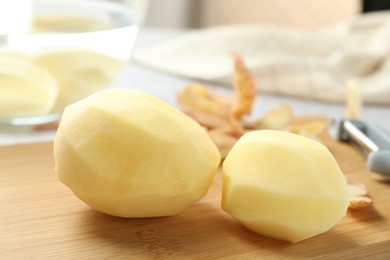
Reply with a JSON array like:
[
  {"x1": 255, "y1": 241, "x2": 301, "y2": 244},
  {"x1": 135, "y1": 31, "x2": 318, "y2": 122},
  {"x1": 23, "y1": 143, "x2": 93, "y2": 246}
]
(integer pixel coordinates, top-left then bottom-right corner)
[{"x1": 1, "y1": 133, "x2": 390, "y2": 259}]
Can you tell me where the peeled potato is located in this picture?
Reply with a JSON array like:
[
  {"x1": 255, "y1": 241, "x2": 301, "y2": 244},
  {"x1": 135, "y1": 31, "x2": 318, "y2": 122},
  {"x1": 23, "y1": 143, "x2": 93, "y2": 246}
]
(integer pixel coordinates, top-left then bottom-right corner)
[
  {"x1": 33, "y1": 14, "x2": 111, "y2": 33},
  {"x1": 54, "y1": 89, "x2": 221, "y2": 218},
  {"x1": 0, "y1": 54, "x2": 59, "y2": 118},
  {"x1": 222, "y1": 130, "x2": 349, "y2": 243},
  {"x1": 0, "y1": 48, "x2": 32, "y2": 61},
  {"x1": 34, "y1": 47, "x2": 125, "y2": 111}
]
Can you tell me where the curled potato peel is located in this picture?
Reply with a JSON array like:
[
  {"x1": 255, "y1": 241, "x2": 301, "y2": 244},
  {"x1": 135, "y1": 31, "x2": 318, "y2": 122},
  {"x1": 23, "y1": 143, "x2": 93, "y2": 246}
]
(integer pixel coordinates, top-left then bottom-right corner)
[
  {"x1": 230, "y1": 53, "x2": 256, "y2": 120},
  {"x1": 284, "y1": 120, "x2": 327, "y2": 141},
  {"x1": 345, "y1": 81, "x2": 362, "y2": 119},
  {"x1": 247, "y1": 104, "x2": 293, "y2": 130},
  {"x1": 177, "y1": 83, "x2": 231, "y2": 117},
  {"x1": 347, "y1": 183, "x2": 373, "y2": 209}
]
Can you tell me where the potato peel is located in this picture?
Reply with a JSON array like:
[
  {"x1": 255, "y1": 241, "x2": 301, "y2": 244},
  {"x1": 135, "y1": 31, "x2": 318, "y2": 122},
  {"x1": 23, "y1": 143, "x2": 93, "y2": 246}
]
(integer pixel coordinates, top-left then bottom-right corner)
[
  {"x1": 249, "y1": 104, "x2": 293, "y2": 130},
  {"x1": 347, "y1": 183, "x2": 373, "y2": 209},
  {"x1": 285, "y1": 120, "x2": 326, "y2": 141},
  {"x1": 177, "y1": 83, "x2": 231, "y2": 117},
  {"x1": 230, "y1": 53, "x2": 256, "y2": 120},
  {"x1": 345, "y1": 81, "x2": 362, "y2": 119},
  {"x1": 349, "y1": 196, "x2": 373, "y2": 210},
  {"x1": 184, "y1": 110, "x2": 229, "y2": 129}
]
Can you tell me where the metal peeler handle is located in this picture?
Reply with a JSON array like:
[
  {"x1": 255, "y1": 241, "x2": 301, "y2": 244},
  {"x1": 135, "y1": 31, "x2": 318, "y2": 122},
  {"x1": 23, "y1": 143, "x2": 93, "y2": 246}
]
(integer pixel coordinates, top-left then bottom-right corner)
[
  {"x1": 329, "y1": 118, "x2": 390, "y2": 176},
  {"x1": 368, "y1": 150, "x2": 390, "y2": 176}
]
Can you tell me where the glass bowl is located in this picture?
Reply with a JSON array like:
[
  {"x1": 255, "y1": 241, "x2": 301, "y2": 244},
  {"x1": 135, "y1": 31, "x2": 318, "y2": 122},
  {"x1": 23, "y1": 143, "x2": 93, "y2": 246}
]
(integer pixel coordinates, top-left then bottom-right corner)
[{"x1": 0, "y1": 0, "x2": 148, "y2": 126}]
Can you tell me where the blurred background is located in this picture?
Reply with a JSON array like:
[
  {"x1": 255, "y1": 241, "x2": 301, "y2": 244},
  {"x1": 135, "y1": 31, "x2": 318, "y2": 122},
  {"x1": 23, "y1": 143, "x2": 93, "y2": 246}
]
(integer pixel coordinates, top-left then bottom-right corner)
[{"x1": 144, "y1": 0, "x2": 389, "y2": 29}]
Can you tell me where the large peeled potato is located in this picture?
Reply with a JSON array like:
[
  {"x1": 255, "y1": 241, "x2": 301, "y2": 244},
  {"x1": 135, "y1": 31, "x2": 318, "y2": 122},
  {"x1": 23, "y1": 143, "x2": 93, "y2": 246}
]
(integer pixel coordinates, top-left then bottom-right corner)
[
  {"x1": 222, "y1": 130, "x2": 349, "y2": 243},
  {"x1": 54, "y1": 89, "x2": 221, "y2": 218}
]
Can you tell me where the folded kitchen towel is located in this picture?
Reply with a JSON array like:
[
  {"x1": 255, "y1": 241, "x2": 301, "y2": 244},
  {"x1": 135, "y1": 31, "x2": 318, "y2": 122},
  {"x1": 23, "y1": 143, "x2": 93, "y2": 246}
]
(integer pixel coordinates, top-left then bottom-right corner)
[{"x1": 133, "y1": 11, "x2": 390, "y2": 105}]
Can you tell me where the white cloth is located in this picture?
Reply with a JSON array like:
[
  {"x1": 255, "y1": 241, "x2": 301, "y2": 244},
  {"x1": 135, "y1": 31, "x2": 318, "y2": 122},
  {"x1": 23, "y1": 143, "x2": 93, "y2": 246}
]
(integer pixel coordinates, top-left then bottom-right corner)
[{"x1": 133, "y1": 12, "x2": 390, "y2": 105}]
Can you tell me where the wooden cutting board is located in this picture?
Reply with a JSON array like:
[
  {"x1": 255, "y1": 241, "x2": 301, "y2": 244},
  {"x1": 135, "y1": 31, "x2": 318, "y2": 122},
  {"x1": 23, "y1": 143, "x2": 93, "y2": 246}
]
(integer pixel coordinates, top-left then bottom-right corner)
[{"x1": 1, "y1": 133, "x2": 390, "y2": 259}]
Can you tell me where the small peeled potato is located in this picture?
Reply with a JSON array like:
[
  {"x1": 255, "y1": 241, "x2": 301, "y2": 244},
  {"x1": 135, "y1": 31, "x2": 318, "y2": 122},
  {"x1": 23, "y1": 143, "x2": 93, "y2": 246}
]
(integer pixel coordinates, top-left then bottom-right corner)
[
  {"x1": 222, "y1": 130, "x2": 349, "y2": 243},
  {"x1": 34, "y1": 47, "x2": 125, "y2": 110},
  {"x1": 54, "y1": 89, "x2": 221, "y2": 218},
  {"x1": 0, "y1": 54, "x2": 59, "y2": 118}
]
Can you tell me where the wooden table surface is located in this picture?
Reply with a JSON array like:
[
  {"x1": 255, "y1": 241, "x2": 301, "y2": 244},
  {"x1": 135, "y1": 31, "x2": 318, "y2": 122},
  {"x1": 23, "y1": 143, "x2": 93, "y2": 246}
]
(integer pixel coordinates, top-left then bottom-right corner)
[{"x1": 1, "y1": 134, "x2": 390, "y2": 259}]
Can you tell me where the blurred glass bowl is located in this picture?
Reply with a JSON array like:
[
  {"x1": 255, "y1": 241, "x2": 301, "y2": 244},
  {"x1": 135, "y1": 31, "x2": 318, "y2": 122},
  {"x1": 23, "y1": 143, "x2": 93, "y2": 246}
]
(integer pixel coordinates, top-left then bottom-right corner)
[{"x1": 0, "y1": 0, "x2": 148, "y2": 126}]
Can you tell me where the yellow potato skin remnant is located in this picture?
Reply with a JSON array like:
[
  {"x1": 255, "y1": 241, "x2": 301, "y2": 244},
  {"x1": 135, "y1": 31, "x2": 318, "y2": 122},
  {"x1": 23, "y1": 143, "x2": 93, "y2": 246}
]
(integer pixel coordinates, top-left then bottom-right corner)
[
  {"x1": 54, "y1": 89, "x2": 221, "y2": 218},
  {"x1": 222, "y1": 130, "x2": 349, "y2": 243}
]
